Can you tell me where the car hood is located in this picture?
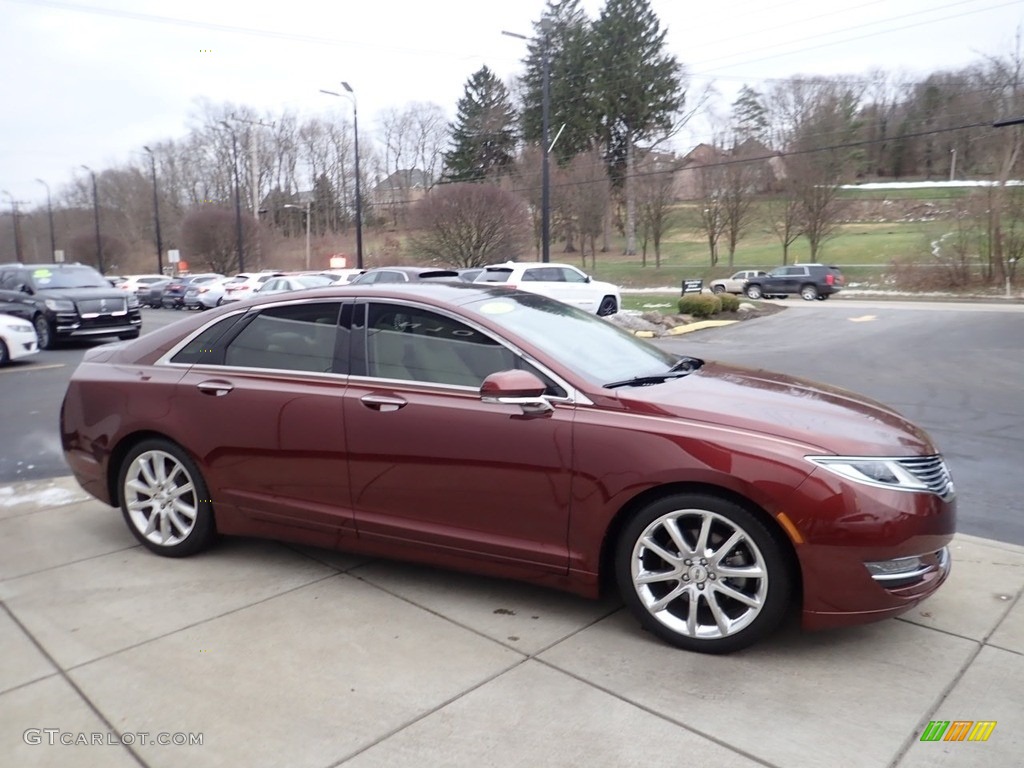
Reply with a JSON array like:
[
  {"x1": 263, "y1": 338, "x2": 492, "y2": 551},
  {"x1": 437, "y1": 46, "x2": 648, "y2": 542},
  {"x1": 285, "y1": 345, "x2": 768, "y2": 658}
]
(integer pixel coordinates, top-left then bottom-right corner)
[
  {"x1": 615, "y1": 361, "x2": 935, "y2": 456},
  {"x1": 37, "y1": 286, "x2": 130, "y2": 301}
]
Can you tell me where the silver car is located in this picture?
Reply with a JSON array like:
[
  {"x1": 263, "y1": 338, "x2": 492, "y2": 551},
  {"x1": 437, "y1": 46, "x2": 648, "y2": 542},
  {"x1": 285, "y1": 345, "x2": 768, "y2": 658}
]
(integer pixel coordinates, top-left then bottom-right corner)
[{"x1": 709, "y1": 270, "x2": 769, "y2": 295}]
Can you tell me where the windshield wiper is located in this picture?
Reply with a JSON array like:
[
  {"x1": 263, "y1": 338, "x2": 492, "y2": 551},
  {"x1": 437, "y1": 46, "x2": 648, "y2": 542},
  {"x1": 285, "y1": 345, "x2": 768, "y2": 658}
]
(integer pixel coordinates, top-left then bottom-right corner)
[
  {"x1": 603, "y1": 356, "x2": 704, "y2": 389},
  {"x1": 668, "y1": 356, "x2": 704, "y2": 373}
]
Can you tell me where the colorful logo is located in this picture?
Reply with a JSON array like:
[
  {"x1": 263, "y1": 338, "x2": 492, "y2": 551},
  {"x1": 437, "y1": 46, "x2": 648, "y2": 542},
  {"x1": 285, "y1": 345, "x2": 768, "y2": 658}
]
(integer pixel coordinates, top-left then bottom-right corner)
[{"x1": 920, "y1": 720, "x2": 997, "y2": 742}]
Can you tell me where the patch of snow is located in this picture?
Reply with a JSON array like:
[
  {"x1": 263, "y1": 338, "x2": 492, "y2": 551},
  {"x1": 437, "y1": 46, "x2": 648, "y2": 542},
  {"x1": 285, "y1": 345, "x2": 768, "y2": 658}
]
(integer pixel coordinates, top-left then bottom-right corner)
[{"x1": 0, "y1": 485, "x2": 88, "y2": 509}]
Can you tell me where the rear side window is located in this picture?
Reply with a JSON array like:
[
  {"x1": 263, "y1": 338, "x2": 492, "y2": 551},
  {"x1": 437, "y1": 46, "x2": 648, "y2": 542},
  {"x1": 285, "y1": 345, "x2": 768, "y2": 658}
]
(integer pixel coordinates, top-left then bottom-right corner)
[
  {"x1": 223, "y1": 303, "x2": 343, "y2": 373},
  {"x1": 170, "y1": 315, "x2": 247, "y2": 365},
  {"x1": 478, "y1": 268, "x2": 512, "y2": 283}
]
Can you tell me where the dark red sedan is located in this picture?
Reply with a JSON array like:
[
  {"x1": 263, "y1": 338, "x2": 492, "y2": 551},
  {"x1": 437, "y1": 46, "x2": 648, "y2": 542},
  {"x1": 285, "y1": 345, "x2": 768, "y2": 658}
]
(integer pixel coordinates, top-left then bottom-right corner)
[{"x1": 60, "y1": 284, "x2": 955, "y2": 653}]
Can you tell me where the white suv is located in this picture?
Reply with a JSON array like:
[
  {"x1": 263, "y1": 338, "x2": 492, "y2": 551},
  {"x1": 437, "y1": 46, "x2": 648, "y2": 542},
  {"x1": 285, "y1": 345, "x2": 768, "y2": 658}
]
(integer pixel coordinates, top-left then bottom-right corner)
[
  {"x1": 475, "y1": 262, "x2": 620, "y2": 316},
  {"x1": 220, "y1": 272, "x2": 285, "y2": 304}
]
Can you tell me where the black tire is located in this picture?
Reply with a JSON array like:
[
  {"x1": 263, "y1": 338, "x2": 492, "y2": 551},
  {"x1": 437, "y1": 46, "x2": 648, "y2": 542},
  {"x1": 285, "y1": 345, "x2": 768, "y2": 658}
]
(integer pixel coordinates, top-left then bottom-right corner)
[
  {"x1": 800, "y1": 284, "x2": 819, "y2": 301},
  {"x1": 597, "y1": 295, "x2": 618, "y2": 316},
  {"x1": 817, "y1": 294, "x2": 829, "y2": 301},
  {"x1": 615, "y1": 492, "x2": 792, "y2": 654},
  {"x1": 118, "y1": 438, "x2": 217, "y2": 557},
  {"x1": 0, "y1": 339, "x2": 9, "y2": 366},
  {"x1": 744, "y1": 284, "x2": 763, "y2": 300},
  {"x1": 712, "y1": 285, "x2": 726, "y2": 295},
  {"x1": 118, "y1": 330, "x2": 140, "y2": 341},
  {"x1": 34, "y1": 315, "x2": 55, "y2": 350}
]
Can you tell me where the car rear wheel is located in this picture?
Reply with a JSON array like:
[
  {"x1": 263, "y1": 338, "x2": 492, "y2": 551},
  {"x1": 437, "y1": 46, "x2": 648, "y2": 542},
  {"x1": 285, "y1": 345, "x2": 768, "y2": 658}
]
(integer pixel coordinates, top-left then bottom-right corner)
[
  {"x1": 744, "y1": 285, "x2": 763, "y2": 300},
  {"x1": 118, "y1": 439, "x2": 216, "y2": 557},
  {"x1": 33, "y1": 315, "x2": 54, "y2": 350},
  {"x1": 800, "y1": 285, "x2": 819, "y2": 301},
  {"x1": 118, "y1": 330, "x2": 140, "y2": 341},
  {"x1": 597, "y1": 295, "x2": 618, "y2": 316},
  {"x1": 712, "y1": 285, "x2": 726, "y2": 294},
  {"x1": 615, "y1": 493, "x2": 792, "y2": 654}
]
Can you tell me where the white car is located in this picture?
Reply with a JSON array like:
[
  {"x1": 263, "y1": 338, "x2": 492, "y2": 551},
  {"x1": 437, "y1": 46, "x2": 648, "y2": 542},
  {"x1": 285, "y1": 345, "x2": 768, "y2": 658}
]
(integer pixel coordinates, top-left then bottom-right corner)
[
  {"x1": 221, "y1": 272, "x2": 286, "y2": 304},
  {"x1": 316, "y1": 268, "x2": 366, "y2": 284},
  {"x1": 118, "y1": 274, "x2": 168, "y2": 296},
  {"x1": 475, "y1": 262, "x2": 620, "y2": 316},
  {"x1": 0, "y1": 313, "x2": 39, "y2": 366},
  {"x1": 187, "y1": 276, "x2": 235, "y2": 310},
  {"x1": 709, "y1": 270, "x2": 769, "y2": 295},
  {"x1": 256, "y1": 274, "x2": 333, "y2": 295}
]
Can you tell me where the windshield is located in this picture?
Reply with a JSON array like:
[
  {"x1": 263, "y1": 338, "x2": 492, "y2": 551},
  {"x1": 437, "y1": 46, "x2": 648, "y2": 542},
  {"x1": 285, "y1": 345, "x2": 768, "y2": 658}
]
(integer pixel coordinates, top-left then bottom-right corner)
[
  {"x1": 464, "y1": 293, "x2": 677, "y2": 387},
  {"x1": 31, "y1": 266, "x2": 109, "y2": 289}
]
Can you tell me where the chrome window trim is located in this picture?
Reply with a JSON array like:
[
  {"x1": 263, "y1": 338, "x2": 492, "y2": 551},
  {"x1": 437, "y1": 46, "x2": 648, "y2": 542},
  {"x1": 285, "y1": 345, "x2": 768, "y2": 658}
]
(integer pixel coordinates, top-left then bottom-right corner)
[{"x1": 356, "y1": 297, "x2": 591, "y2": 406}]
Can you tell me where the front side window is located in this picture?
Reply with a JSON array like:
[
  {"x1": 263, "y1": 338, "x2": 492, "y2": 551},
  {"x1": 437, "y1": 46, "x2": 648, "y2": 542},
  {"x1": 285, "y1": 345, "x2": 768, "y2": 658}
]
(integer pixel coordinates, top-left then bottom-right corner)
[
  {"x1": 221, "y1": 303, "x2": 343, "y2": 373},
  {"x1": 360, "y1": 302, "x2": 560, "y2": 391},
  {"x1": 559, "y1": 268, "x2": 588, "y2": 283}
]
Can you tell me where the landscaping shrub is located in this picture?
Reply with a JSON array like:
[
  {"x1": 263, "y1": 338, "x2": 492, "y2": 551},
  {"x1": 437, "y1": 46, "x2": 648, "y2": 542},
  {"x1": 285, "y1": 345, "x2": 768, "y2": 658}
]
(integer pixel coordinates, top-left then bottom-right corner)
[
  {"x1": 718, "y1": 293, "x2": 740, "y2": 312},
  {"x1": 678, "y1": 293, "x2": 722, "y2": 318}
]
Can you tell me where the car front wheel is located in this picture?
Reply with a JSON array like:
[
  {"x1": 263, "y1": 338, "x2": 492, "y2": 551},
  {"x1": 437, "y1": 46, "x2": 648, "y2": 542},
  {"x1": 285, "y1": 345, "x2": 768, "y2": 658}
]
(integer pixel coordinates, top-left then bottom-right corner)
[
  {"x1": 118, "y1": 439, "x2": 216, "y2": 557},
  {"x1": 597, "y1": 295, "x2": 618, "y2": 316},
  {"x1": 0, "y1": 339, "x2": 8, "y2": 366},
  {"x1": 615, "y1": 493, "x2": 792, "y2": 654},
  {"x1": 744, "y1": 285, "x2": 763, "y2": 300},
  {"x1": 34, "y1": 315, "x2": 54, "y2": 350},
  {"x1": 800, "y1": 285, "x2": 819, "y2": 301}
]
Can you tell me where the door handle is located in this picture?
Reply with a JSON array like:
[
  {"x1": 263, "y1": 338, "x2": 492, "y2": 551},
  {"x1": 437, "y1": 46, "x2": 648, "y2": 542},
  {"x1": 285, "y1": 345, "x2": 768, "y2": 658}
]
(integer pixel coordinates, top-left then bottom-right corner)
[
  {"x1": 197, "y1": 380, "x2": 234, "y2": 396},
  {"x1": 360, "y1": 394, "x2": 406, "y2": 412}
]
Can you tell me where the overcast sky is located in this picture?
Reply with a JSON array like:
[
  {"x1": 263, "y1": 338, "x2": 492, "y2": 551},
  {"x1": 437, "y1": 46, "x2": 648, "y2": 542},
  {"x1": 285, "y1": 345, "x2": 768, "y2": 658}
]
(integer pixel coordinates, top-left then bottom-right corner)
[{"x1": 1, "y1": 0, "x2": 1020, "y2": 206}]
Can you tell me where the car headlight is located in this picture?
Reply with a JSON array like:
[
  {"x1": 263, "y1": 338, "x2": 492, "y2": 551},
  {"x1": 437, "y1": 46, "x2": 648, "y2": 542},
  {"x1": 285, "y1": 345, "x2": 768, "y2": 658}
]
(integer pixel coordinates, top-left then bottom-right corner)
[
  {"x1": 127, "y1": 294, "x2": 140, "y2": 308},
  {"x1": 44, "y1": 298, "x2": 75, "y2": 312},
  {"x1": 806, "y1": 456, "x2": 930, "y2": 493},
  {"x1": 9, "y1": 321, "x2": 33, "y2": 333}
]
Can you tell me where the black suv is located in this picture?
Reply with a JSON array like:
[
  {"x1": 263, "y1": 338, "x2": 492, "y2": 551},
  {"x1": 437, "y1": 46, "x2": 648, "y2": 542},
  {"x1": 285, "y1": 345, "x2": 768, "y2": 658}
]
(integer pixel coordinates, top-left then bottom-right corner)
[
  {"x1": 743, "y1": 263, "x2": 845, "y2": 301},
  {"x1": 0, "y1": 263, "x2": 142, "y2": 349}
]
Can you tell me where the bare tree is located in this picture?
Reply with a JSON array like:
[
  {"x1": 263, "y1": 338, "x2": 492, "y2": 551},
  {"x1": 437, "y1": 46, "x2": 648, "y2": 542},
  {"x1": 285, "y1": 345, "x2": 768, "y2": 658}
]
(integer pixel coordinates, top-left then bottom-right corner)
[
  {"x1": 764, "y1": 183, "x2": 804, "y2": 265},
  {"x1": 694, "y1": 160, "x2": 727, "y2": 267},
  {"x1": 408, "y1": 183, "x2": 530, "y2": 268},
  {"x1": 565, "y1": 151, "x2": 611, "y2": 268},
  {"x1": 180, "y1": 206, "x2": 261, "y2": 274},
  {"x1": 634, "y1": 151, "x2": 677, "y2": 267}
]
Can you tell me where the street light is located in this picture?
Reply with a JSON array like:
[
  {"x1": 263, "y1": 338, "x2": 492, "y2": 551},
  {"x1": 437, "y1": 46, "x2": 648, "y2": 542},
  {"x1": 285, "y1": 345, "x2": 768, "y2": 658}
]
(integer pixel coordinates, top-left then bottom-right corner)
[
  {"x1": 283, "y1": 201, "x2": 311, "y2": 270},
  {"x1": 80, "y1": 166, "x2": 104, "y2": 274},
  {"x1": 143, "y1": 146, "x2": 164, "y2": 275},
  {"x1": 34, "y1": 179, "x2": 57, "y2": 262},
  {"x1": 2, "y1": 190, "x2": 25, "y2": 263},
  {"x1": 503, "y1": 27, "x2": 551, "y2": 262},
  {"x1": 219, "y1": 121, "x2": 246, "y2": 273},
  {"x1": 320, "y1": 83, "x2": 364, "y2": 269}
]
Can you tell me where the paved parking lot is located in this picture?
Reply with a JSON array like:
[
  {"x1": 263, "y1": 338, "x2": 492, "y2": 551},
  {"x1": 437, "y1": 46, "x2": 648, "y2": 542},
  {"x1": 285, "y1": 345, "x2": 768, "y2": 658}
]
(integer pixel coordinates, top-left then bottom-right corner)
[{"x1": 2, "y1": 475, "x2": 1022, "y2": 768}]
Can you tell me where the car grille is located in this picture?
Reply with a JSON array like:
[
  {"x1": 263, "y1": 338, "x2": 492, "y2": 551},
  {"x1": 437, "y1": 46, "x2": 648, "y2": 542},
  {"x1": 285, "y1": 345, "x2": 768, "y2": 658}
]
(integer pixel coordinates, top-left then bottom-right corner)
[
  {"x1": 896, "y1": 455, "x2": 955, "y2": 500},
  {"x1": 78, "y1": 297, "x2": 127, "y2": 316}
]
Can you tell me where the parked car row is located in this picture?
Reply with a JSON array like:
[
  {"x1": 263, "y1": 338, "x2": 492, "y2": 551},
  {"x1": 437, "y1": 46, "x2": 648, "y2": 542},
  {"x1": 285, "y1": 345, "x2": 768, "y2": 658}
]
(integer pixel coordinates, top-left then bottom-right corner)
[{"x1": 349, "y1": 262, "x2": 622, "y2": 316}]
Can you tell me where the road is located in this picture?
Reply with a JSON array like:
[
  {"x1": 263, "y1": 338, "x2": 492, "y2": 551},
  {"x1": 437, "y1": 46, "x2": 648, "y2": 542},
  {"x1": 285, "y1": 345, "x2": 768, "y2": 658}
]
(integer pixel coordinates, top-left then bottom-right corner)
[
  {"x1": 656, "y1": 298, "x2": 1024, "y2": 546},
  {"x1": 2, "y1": 299, "x2": 1022, "y2": 544}
]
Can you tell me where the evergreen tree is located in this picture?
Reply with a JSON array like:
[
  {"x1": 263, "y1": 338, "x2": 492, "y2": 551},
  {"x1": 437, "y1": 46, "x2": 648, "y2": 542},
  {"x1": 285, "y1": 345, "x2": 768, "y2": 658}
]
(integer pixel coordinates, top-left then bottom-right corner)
[
  {"x1": 592, "y1": 0, "x2": 685, "y2": 253},
  {"x1": 442, "y1": 66, "x2": 518, "y2": 183},
  {"x1": 732, "y1": 85, "x2": 770, "y2": 145},
  {"x1": 519, "y1": 0, "x2": 598, "y2": 165},
  {"x1": 311, "y1": 173, "x2": 336, "y2": 235}
]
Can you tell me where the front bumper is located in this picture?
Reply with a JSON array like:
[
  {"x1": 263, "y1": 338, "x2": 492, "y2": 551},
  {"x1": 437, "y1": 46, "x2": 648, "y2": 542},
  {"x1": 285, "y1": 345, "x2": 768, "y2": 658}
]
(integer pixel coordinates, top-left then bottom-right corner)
[{"x1": 789, "y1": 468, "x2": 955, "y2": 629}]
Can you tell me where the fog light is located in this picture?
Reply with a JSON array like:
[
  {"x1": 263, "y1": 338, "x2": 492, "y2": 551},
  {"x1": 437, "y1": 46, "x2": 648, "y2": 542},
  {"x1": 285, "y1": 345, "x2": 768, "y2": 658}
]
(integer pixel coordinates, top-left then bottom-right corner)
[{"x1": 865, "y1": 555, "x2": 927, "y2": 581}]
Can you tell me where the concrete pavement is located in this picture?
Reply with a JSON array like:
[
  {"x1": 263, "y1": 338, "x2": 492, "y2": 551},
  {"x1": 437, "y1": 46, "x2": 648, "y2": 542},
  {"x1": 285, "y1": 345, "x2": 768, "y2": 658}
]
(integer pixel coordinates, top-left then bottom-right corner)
[{"x1": 2, "y1": 475, "x2": 1022, "y2": 768}]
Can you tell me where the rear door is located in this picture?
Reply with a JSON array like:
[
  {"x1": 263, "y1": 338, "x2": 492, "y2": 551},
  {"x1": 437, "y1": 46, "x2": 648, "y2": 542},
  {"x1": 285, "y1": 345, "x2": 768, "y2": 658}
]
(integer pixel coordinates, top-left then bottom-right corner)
[{"x1": 171, "y1": 300, "x2": 355, "y2": 547}]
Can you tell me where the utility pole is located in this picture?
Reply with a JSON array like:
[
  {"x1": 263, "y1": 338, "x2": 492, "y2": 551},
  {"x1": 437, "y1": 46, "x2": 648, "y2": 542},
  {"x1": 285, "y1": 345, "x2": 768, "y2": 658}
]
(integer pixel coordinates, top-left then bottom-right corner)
[
  {"x1": 2, "y1": 191, "x2": 28, "y2": 263},
  {"x1": 220, "y1": 122, "x2": 246, "y2": 273},
  {"x1": 79, "y1": 167, "x2": 105, "y2": 274},
  {"x1": 143, "y1": 147, "x2": 164, "y2": 274},
  {"x1": 35, "y1": 179, "x2": 57, "y2": 262},
  {"x1": 229, "y1": 114, "x2": 275, "y2": 219}
]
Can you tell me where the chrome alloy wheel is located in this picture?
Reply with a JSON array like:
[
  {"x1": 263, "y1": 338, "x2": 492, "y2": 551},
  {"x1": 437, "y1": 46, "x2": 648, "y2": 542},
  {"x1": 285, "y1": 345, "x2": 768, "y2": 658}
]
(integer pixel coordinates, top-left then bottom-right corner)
[
  {"x1": 124, "y1": 449, "x2": 199, "y2": 547},
  {"x1": 630, "y1": 509, "x2": 769, "y2": 641}
]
